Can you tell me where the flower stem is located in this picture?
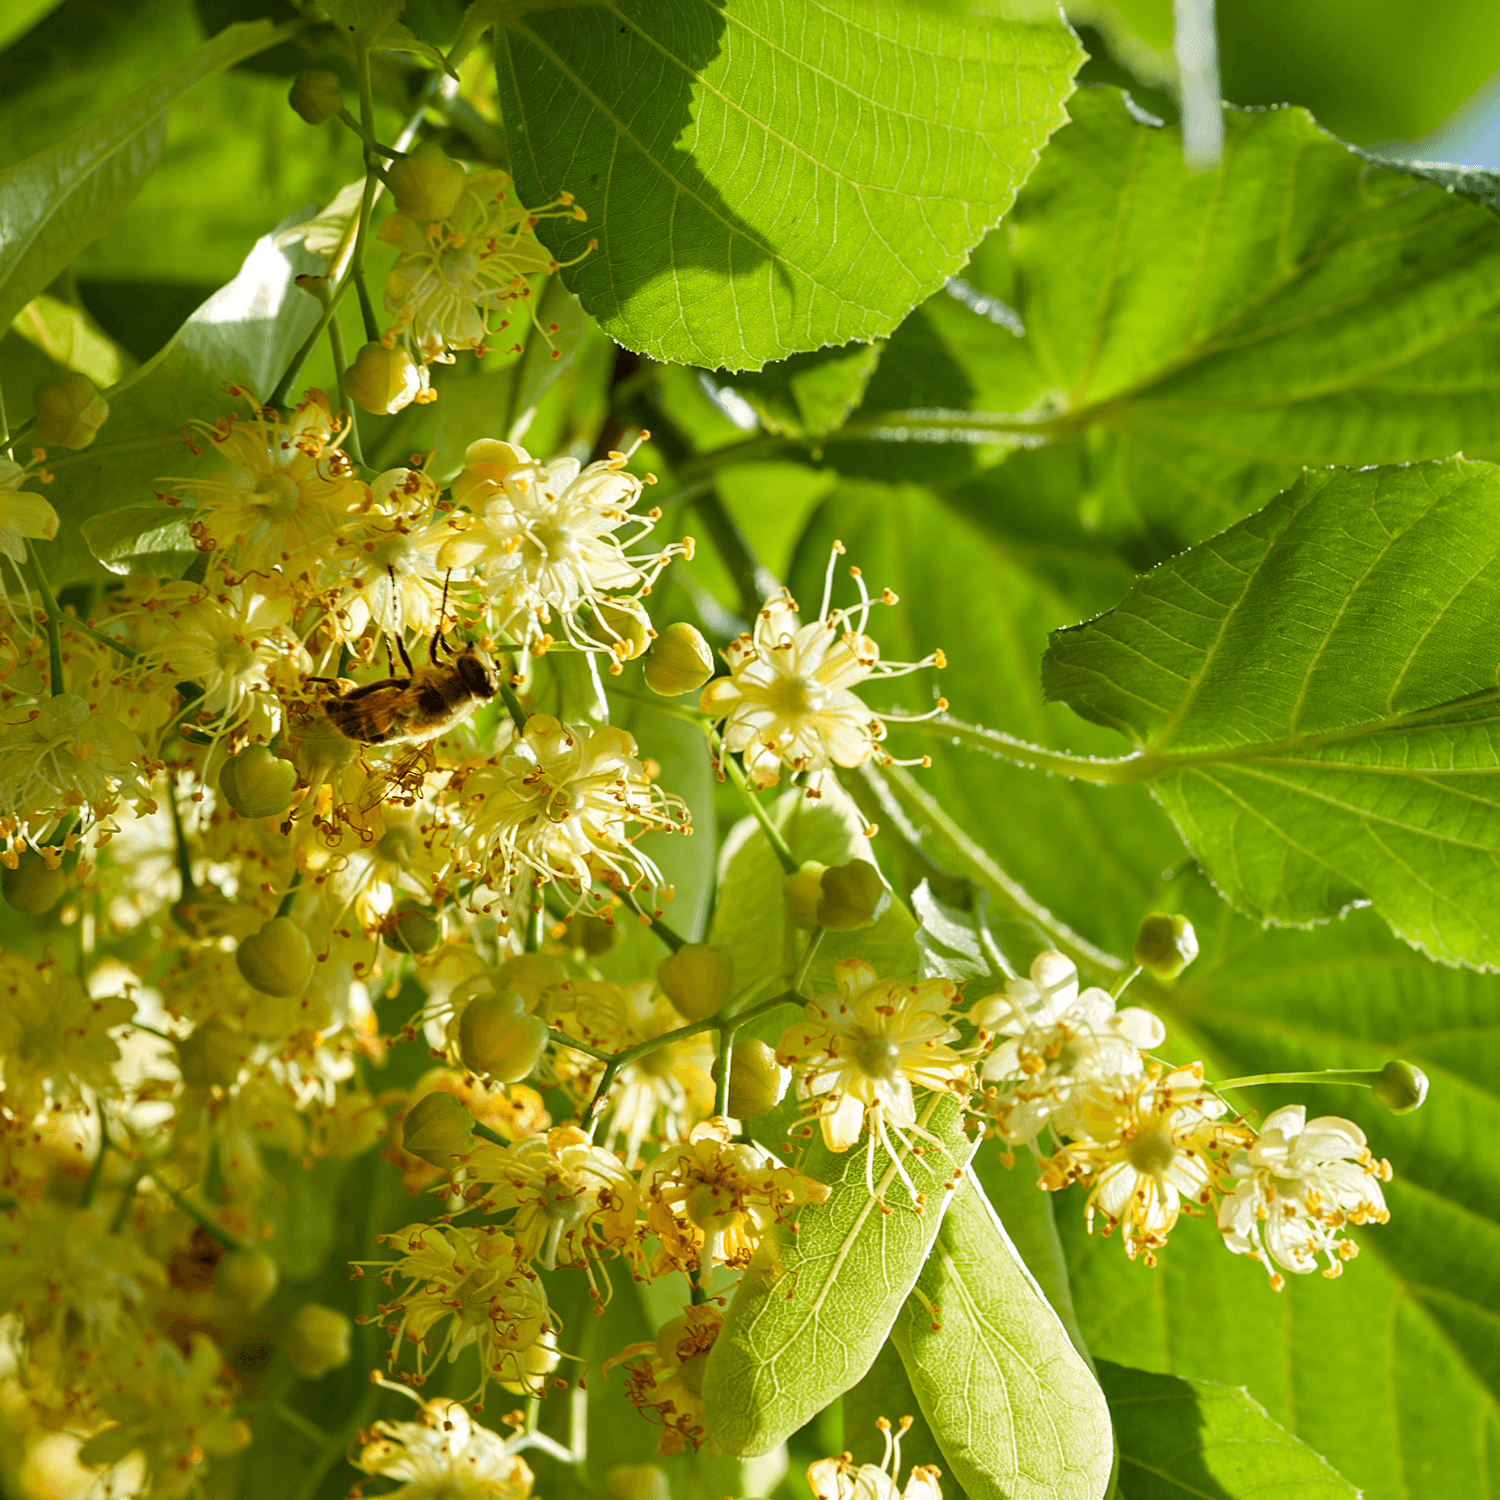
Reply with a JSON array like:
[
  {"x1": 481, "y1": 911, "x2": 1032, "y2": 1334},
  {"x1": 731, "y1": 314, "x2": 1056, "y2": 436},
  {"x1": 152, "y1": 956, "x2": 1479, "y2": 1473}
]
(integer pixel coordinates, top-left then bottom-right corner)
[
  {"x1": 1214, "y1": 1068, "x2": 1388, "y2": 1092},
  {"x1": 268, "y1": 274, "x2": 353, "y2": 412},
  {"x1": 710, "y1": 725, "x2": 798, "y2": 875},
  {"x1": 325, "y1": 293, "x2": 364, "y2": 468},
  {"x1": 350, "y1": 42, "x2": 383, "y2": 344},
  {"x1": 499, "y1": 674, "x2": 529, "y2": 734},
  {"x1": 275, "y1": 870, "x2": 304, "y2": 919},
  {"x1": 166, "y1": 778, "x2": 197, "y2": 899},
  {"x1": 270, "y1": 1400, "x2": 333, "y2": 1447},
  {"x1": 153, "y1": 1179, "x2": 251, "y2": 1253},
  {"x1": 23, "y1": 541, "x2": 65, "y2": 695},
  {"x1": 336, "y1": 108, "x2": 405, "y2": 159},
  {"x1": 57, "y1": 612, "x2": 139, "y2": 660},
  {"x1": 619, "y1": 885, "x2": 687, "y2": 952},
  {"x1": 79, "y1": 1100, "x2": 109, "y2": 1209}
]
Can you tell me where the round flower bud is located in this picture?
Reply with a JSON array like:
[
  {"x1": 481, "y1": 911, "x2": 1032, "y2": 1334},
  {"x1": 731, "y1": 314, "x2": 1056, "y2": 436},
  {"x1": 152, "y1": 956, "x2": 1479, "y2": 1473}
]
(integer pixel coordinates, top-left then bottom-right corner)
[
  {"x1": 288, "y1": 69, "x2": 343, "y2": 125},
  {"x1": 343, "y1": 341, "x2": 426, "y2": 416},
  {"x1": 176, "y1": 1017, "x2": 250, "y2": 1090},
  {"x1": 573, "y1": 912, "x2": 620, "y2": 956},
  {"x1": 782, "y1": 862, "x2": 827, "y2": 929},
  {"x1": 596, "y1": 600, "x2": 652, "y2": 662},
  {"x1": 32, "y1": 374, "x2": 107, "y2": 450},
  {"x1": 382, "y1": 902, "x2": 444, "y2": 955},
  {"x1": 217, "y1": 1248, "x2": 280, "y2": 1311},
  {"x1": 2, "y1": 850, "x2": 67, "y2": 914},
  {"x1": 288, "y1": 713, "x2": 360, "y2": 780},
  {"x1": 1132, "y1": 912, "x2": 1199, "y2": 978},
  {"x1": 644, "y1": 622, "x2": 714, "y2": 697},
  {"x1": 656, "y1": 943, "x2": 733, "y2": 1021},
  {"x1": 606, "y1": 1466, "x2": 672, "y2": 1500},
  {"x1": 491, "y1": 954, "x2": 566, "y2": 1008},
  {"x1": 235, "y1": 917, "x2": 315, "y2": 998},
  {"x1": 456, "y1": 991, "x2": 548, "y2": 1082},
  {"x1": 1373, "y1": 1059, "x2": 1429, "y2": 1114},
  {"x1": 499, "y1": 1326, "x2": 561, "y2": 1395},
  {"x1": 283, "y1": 1303, "x2": 352, "y2": 1379},
  {"x1": 817, "y1": 859, "x2": 889, "y2": 932},
  {"x1": 711, "y1": 1036, "x2": 789, "y2": 1118},
  {"x1": 388, "y1": 140, "x2": 468, "y2": 222},
  {"x1": 219, "y1": 744, "x2": 298, "y2": 821},
  {"x1": 401, "y1": 1090, "x2": 476, "y2": 1168}
]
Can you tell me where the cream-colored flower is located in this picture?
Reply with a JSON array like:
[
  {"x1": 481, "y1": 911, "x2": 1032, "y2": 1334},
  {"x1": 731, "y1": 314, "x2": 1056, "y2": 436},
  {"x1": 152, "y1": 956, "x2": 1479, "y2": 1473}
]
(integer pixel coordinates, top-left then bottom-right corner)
[
  {"x1": 641, "y1": 1116, "x2": 829, "y2": 1276},
  {"x1": 459, "y1": 714, "x2": 688, "y2": 900},
  {"x1": 809, "y1": 1416, "x2": 943, "y2": 1500},
  {"x1": 0, "y1": 458, "x2": 58, "y2": 570},
  {"x1": 0, "y1": 953, "x2": 135, "y2": 1119},
  {"x1": 437, "y1": 438, "x2": 687, "y2": 658},
  {"x1": 356, "y1": 1397, "x2": 535, "y2": 1500},
  {"x1": 1217, "y1": 1105, "x2": 1391, "y2": 1288},
  {"x1": 606, "y1": 1302, "x2": 723, "y2": 1455},
  {"x1": 381, "y1": 170, "x2": 583, "y2": 364},
  {"x1": 166, "y1": 390, "x2": 362, "y2": 579},
  {"x1": 777, "y1": 959, "x2": 969, "y2": 1154},
  {"x1": 0, "y1": 693, "x2": 153, "y2": 848},
  {"x1": 363, "y1": 1222, "x2": 552, "y2": 1401},
  {"x1": 1042, "y1": 1063, "x2": 1252, "y2": 1264},
  {"x1": 465, "y1": 1124, "x2": 638, "y2": 1271},
  {"x1": 702, "y1": 560, "x2": 943, "y2": 793},
  {"x1": 973, "y1": 951, "x2": 1163, "y2": 1147}
]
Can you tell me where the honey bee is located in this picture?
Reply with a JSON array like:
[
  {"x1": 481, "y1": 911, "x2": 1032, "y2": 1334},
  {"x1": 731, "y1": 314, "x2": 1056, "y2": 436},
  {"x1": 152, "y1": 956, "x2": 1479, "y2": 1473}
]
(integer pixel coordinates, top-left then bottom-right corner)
[{"x1": 314, "y1": 631, "x2": 501, "y2": 747}]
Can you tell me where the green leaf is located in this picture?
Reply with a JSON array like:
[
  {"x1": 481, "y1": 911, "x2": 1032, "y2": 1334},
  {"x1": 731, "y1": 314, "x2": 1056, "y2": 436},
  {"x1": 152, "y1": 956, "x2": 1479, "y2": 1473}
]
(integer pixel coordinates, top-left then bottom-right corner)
[
  {"x1": 1057, "y1": 875, "x2": 1499, "y2": 1500},
  {"x1": 721, "y1": 342, "x2": 884, "y2": 440},
  {"x1": 844, "y1": 1341, "x2": 960, "y2": 1487},
  {"x1": 702, "y1": 1091, "x2": 975, "y2": 1456},
  {"x1": 1098, "y1": 1361, "x2": 1358, "y2": 1499},
  {"x1": 46, "y1": 226, "x2": 323, "y2": 585},
  {"x1": 1043, "y1": 457, "x2": 1500, "y2": 969},
  {"x1": 917, "y1": 87, "x2": 1500, "y2": 565},
  {"x1": 494, "y1": 1, "x2": 1082, "y2": 370},
  {"x1": 892, "y1": 1174, "x2": 1112, "y2": 1500},
  {"x1": 0, "y1": 15, "x2": 287, "y2": 332},
  {"x1": 11, "y1": 293, "x2": 133, "y2": 387},
  {"x1": 79, "y1": 503, "x2": 195, "y2": 578}
]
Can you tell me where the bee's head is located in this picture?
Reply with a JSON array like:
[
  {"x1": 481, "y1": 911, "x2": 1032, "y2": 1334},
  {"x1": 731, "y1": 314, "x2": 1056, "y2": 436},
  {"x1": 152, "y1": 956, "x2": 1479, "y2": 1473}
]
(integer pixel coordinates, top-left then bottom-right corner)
[{"x1": 454, "y1": 644, "x2": 499, "y2": 700}]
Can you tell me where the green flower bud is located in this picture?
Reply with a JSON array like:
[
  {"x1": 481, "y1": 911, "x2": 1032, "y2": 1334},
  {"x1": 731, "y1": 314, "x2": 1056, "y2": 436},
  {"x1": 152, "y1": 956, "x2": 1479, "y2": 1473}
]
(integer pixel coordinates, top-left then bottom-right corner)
[
  {"x1": 388, "y1": 141, "x2": 468, "y2": 222},
  {"x1": 401, "y1": 1090, "x2": 476, "y2": 1168},
  {"x1": 606, "y1": 1466, "x2": 672, "y2": 1500},
  {"x1": 218, "y1": 744, "x2": 298, "y2": 821},
  {"x1": 573, "y1": 912, "x2": 620, "y2": 956},
  {"x1": 343, "y1": 341, "x2": 426, "y2": 415},
  {"x1": 288, "y1": 69, "x2": 343, "y2": 126},
  {"x1": 782, "y1": 862, "x2": 827, "y2": 929},
  {"x1": 288, "y1": 713, "x2": 360, "y2": 780},
  {"x1": 235, "y1": 917, "x2": 315, "y2": 998},
  {"x1": 217, "y1": 1248, "x2": 280, "y2": 1311},
  {"x1": 176, "y1": 1018, "x2": 250, "y2": 1090},
  {"x1": 492, "y1": 954, "x2": 566, "y2": 1008},
  {"x1": 644, "y1": 622, "x2": 714, "y2": 697},
  {"x1": 499, "y1": 1327, "x2": 561, "y2": 1395},
  {"x1": 711, "y1": 1036, "x2": 789, "y2": 1119},
  {"x1": 816, "y1": 859, "x2": 889, "y2": 932},
  {"x1": 596, "y1": 600, "x2": 652, "y2": 662},
  {"x1": 1373, "y1": 1059, "x2": 1429, "y2": 1114},
  {"x1": 32, "y1": 374, "x2": 107, "y2": 450},
  {"x1": 456, "y1": 992, "x2": 548, "y2": 1082},
  {"x1": 1132, "y1": 912, "x2": 1199, "y2": 978},
  {"x1": 656, "y1": 943, "x2": 733, "y2": 1021},
  {"x1": 79, "y1": 1425, "x2": 142, "y2": 1468},
  {"x1": 382, "y1": 902, "x2": 444, "y2": 955},
  {"x1": 283, "y1": 1303, "x2": 352, "y2": 1379},
  {"x1": 2, "y1": 850, "x2": 67, "y2": 914}
]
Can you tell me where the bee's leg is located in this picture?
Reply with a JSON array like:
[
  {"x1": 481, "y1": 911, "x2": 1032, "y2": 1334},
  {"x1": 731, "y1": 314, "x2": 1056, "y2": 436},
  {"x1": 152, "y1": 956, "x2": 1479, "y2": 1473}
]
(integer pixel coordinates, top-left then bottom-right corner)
[
  {"x1": 392, "y1": 631, "x2": 415, "y2": 676},
  {"x1": 431, "y1": 571, "x2": 455, "y2": 663}
]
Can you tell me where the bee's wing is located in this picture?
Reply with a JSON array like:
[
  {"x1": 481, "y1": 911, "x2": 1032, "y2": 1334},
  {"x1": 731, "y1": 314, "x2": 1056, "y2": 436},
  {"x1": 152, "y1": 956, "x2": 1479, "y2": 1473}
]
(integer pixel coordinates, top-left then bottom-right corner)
[
  {"x1": 357, "y1": 745, "x2": 433, "y2": 814},
  {"x1": 325, "y1": 682, "x2": 412, "y2": 743}
]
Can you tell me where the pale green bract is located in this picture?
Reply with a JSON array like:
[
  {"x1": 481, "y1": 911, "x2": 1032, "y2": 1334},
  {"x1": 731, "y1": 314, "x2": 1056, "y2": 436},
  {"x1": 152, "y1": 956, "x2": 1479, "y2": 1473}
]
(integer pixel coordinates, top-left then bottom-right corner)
[
  {"x1": 1044, "y1": 458, "x2": 1500, "y2": 969},
  {"x1": 495, "y1": 0, "x2": 1083, "y2": 370}
]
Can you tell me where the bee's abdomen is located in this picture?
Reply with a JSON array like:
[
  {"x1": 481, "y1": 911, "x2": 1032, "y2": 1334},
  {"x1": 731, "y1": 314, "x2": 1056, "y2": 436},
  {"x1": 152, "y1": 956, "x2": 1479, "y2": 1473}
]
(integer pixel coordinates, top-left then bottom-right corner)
[{"x1": 416, "y1": 683, "x2": 456, "y2": 718}]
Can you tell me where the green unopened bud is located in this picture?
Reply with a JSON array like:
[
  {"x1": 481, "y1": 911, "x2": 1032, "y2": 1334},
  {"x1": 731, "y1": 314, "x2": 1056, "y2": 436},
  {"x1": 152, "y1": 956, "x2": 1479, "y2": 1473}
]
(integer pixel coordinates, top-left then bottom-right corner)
[
  {"x1": 288, "y1": 69, "x2": 343, "y2": 125},
  {"x1": 219, "y1": 744, "x2": 298, "y2": 821},
  {"x1": 283, "y1": 1303, "x2": 352, "y2": 1379},
  {"x1": 606, "y1": 1466, "x2": 672, "y2": 1500},
  {"x1": 382, "y1": 902, "x2": 444, "y2": 955},
  {"x1": 401, "y1": 1090, "x2": 475, "y2": 1168},
  {"x1": 816, "y1": 859, "x2": 889, "y2": 931},
  {"x1": 782, "y1": 862, "x2": 827, "y2": 929},
  {"x1": 1132, "y1": 912, "x2": 1199, "y2": 978},
  {"x1": 499, "y1": 1326, "x2": 561, "y2": 1395},
  {"x1": 2, "y1": 850, "x2": 68, "y2": 914},
  {"x1": 711, "y1": 1036, "x2": 789, "y2": 1118},
  {"x1": 388, "y1": 140, "x2": 467, "y2": 221},
  {"x1": 33, "y1": 374, "x2": 107, "y2": 450},
  {"x1": 596, "y1": 600, "x2": 652, "y2": 662},
  {"x1": 235, "y1": 917, "x2": 314, "y2": 997},
  {"x1": 456, "y1": 992, "x2": 547, "y2": 1082},
  {"x1": 645, "y1": 622, "x2": 714, "y2": 697},
  {"x1": 492, "y1": 954, "x2": 566, "y2": 1008},
  {"x1": 1373, "y1": 1060, "x2": 1428, "y2": 1114},
  {"x1": 176, "y1": 1017, "x2": 250, "y2": 1090},
  {"x1": 217, "y1": 1248, "x2": 279, "y2": 1311},
  {"x1": 344, "y1": 341, "x2": 426, "y2": 415},
  {"x1": 657, "y1": 943, "x2": 733, "y2": 1021},
  {"x1": 288, "y1": 713, "x2": 359, "y2": 780}
]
